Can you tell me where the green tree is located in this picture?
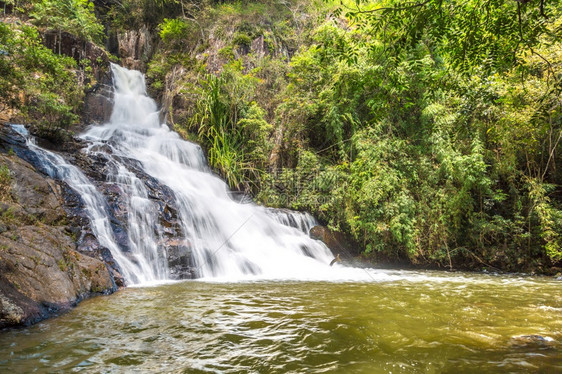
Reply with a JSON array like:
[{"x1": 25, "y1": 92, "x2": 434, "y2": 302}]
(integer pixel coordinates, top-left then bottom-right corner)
[
  {"x1": 31, "y1": 0, "x2": 104, "y2": 43},
  {"x1": 337, "y1": 0, "x2": 559, "y2": 74},
  {"x1": 0, "y1": 23, "x2": 81, "y2": 140}
]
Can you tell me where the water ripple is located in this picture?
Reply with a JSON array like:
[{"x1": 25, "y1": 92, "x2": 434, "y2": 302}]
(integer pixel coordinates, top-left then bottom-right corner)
[{"x1": 0, "y1": 274, "x2": 560, "y2": 373}]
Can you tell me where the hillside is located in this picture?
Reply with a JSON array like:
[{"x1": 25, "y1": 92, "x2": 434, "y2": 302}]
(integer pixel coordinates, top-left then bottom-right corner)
[{"x1": 1, "y1": 0, "x2": 562, "y2": 274}]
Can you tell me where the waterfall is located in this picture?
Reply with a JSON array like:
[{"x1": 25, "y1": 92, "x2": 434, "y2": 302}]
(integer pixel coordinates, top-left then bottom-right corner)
[{"x1": 23, "y1": 64, "x2": 347, "y2": 284}]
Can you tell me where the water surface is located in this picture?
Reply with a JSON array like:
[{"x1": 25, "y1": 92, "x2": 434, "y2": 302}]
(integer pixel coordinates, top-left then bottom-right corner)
[{"x1": 1, "y1": 270, "x2": 560, "y2": 373}]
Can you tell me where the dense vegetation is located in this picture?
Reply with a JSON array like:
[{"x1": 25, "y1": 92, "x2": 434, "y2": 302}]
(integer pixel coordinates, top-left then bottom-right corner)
[
  {"x1": 0, "y1": 0, "x2": 102, "y2": 140},
  {"x1": 2, "y1": 0, "x2": 561, "y2": 272}
]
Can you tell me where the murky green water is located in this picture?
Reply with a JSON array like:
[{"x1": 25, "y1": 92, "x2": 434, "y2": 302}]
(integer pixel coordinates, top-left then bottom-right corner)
[{"x1": 0, "y1": 270, "x2": 560, "y2": 373}]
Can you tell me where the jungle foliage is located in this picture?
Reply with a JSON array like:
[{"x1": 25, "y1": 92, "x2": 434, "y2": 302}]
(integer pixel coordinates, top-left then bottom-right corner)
[
  {"x1": 0, "y1": 0, "x2": 108, "y2": 140},
  {"x1": 31, "y1": 0, "x2": 104, "y2": 43},
  {"x1": 0, "y1": 21, "x2": 82, "y2": 139},
  {"x1": 144, "y1": 0, "x2": 562, "y2": 272},
  {"x1": 2, "y1": 0, "x2": 561, "y2": 272}
]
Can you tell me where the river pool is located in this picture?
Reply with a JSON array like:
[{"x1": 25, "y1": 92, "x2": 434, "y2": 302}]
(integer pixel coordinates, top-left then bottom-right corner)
[{"x1": 0, "y1": 269, "x2": 560, "y2": 373}]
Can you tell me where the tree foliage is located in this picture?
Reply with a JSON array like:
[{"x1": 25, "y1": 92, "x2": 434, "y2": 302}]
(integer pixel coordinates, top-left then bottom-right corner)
[
  {"x1": 31, "y1": 0, "x2": 104, "y2": 43},
  {"x1": 338, "y1": 0, "x2": 559, "y2": 74},
  {"x1": 0, "y1": 22, "x2": 81, "y2": 137},
  {"x1": 142, "y1": 0, "x2": 562, "y2": 271},
  {"x1": 187, "y1": 62, "x2": 272, "y2": 191}
]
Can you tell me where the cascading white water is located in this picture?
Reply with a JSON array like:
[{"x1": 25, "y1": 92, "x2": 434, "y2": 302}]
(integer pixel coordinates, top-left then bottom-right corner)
[
  {"x1": 269, "y1": 209, "x2": 318, "y2": 235},
  {"x1": 78, "y1": 64, "x2": 350, "y2": 282},
  {"x1": 17, "y1": 64, "x2": 370, "y2": 285},
  {"x1": 24, "y1": 141, "x2": 156, "y2": 284}
]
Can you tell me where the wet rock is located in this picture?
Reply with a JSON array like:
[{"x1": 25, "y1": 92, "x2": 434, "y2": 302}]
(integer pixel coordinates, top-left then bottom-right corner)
[
  {"x1": 0, "y1": 125, "x2": 26, "y2": 147},
  {"x1": 111, "y1": 225, "x2": 131, "y2": 252},
  {"x1": 121, "y1": 162, "x2": 194, "y2": 278},
  {"x1": 111, "y1": 269, "x2": 125, "y2": 288},
  {"x1": 68, "y1": 144, "x2": 194, "y2": 279},
  {"x1": 82, "y1": 71, "x2": 114, "y2": 127},
  {"x1": 77, "y1": 232, "x2": 101, "y2": 253},
  {"x1": 160, "y1": 203, "x2": 177, "y2": 224},
  {"x1": 58, "y1": 174, "x2": 128, "y2": 281},
  {"x1": 509, "y1": 335, "x2": 556, "y2": 349},
  {"x1": 310, "y1": 225, "x2": 361, "y2": 258},
  {"x1": 27, "y1": 127, "x2": 84, "y2": 153},
  {"x1": 166, "y1": 241, "x2": 196, "y2": 280},
  {"x1": 0, "y1": 125, "x2": 48, "y2": 170}
]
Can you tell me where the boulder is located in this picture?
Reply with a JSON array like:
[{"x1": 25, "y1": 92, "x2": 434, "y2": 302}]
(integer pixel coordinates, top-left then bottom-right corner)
[
  {"x1": 310, "y1": 225, "x2": 361, "y2": 258},
  {"x1": 166, "y1": 240, "x2": 196, "y2": 280}
]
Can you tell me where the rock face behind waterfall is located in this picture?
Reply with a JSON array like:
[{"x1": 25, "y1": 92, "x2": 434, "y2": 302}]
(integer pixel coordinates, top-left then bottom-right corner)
[{"x1": 0, "y1": 127, "x2": 116, "y2": 328}]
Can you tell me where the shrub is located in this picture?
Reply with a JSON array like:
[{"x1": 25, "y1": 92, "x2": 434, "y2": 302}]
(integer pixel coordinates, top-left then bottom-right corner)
[
  {"x1": 232, "y1": 32, "x2": 252, "y2": 48},
  {"x1": 159, "y1": 18, "x2": 189, "y2": 46},
  {"x1": 31, "y1": 0, "x2": 104, "y2": 43}
]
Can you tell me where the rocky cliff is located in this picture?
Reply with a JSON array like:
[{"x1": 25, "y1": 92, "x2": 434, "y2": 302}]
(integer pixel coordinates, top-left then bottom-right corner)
[{"x1": 0, "y1": 126, "x2": 116, "y2": 329}]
